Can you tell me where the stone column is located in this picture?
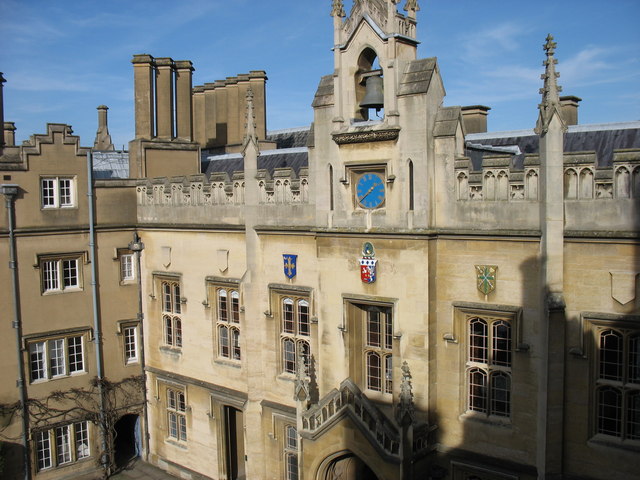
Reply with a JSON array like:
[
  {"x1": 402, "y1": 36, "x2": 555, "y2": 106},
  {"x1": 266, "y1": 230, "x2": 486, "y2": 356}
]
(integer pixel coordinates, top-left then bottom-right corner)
[
  {"x1": 535, "y1": 35, "x2": 567, "y2": 479},
  {"x1": 240, "y1": 88, "x2": 263, "y2": 479},
  {"x1": 155, "y1": 57, "x2": 175, "y2": 139},
  {"x1": 175, "y1": 60, "x2": 194, "y2": 141},
  {"x1": 131, "y1": 55, "x2": 155, "y2": 139}
]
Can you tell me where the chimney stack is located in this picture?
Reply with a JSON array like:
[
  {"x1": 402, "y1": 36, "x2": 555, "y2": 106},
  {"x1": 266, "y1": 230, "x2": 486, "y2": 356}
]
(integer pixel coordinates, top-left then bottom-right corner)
[
  {"x1": 155, "y1": 57, "x2": 175, "y2": 139},
  {"x1": 175, "y1": 60, "x2": 194, "y2": 141},
  {"x1": 4, "y1": 122, "x2": 16, "y2": 147},
  {"x1": 559, "y1": 95, "x2": 581, "y2": 126},
  {"x1": 94, "y1": 105, "x2": 115, "y2": 151},
  {"x1": 461, "y1": 105, "x2": 491, "y2": 134},
  {"x1": 0, "y1": 72, "x2": 5, "y2": 152},
  {"x1": 132, "y1": 54, "x2": 156, "y2": 139}
]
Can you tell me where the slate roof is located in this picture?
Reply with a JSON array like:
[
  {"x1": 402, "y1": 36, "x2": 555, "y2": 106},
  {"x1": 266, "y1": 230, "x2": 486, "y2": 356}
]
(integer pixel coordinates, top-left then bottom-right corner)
[
  {"x1": 92, "y1": 151, "x2": 129, "y2": 179},
  {"x1": 203, "y1": 147, "x2": 309, "y2": 178},
  {"x1": 464, "y1": 122, "x2": 640, "y2": 171},
  {"x1": 266, "y1": 127, "x2": 310, "y2": 149},
  {"x1": 398, "y1": 58, "x2": 437, "y2": 96}
]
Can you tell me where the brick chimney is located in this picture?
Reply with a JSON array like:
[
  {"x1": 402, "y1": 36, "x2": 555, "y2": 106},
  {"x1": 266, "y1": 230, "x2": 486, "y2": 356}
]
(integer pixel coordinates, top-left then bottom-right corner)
[
  {"x1": 559, "y1": 95, "x2": 581, "y2": 126},
  {"x1": 461, "y1": 105, "x2": 491, "y2": 134}
]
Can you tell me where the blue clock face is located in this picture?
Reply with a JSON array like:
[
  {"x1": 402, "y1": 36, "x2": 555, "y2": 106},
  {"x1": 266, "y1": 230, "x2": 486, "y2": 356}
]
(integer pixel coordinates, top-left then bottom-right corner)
[{"x1": 356, "y1": 173, "x2": 385, "y2": 208}]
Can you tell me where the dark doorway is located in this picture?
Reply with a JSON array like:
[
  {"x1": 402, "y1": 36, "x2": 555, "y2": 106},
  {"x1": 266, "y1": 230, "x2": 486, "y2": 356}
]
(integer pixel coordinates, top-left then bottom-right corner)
[
  {"x1": 113, "y1": 414, "x2": 140, "y2": 469},
  {"x1": 224, "y1": 406, "x2": 246, "y2": 480},
  {"x1": 325, "y1": 454, "x2": 378, "y2": 480}
]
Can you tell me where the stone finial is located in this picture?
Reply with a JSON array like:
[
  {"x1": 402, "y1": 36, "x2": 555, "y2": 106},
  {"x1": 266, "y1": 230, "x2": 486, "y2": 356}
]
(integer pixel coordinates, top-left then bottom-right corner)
[
  {"x1": 536, "y1": 34, "x2": 567, "y2": 134},
  {"x1": 331, "y1": 0, "x2": 346, "y2": 17},
  {"x1": 396, "y1": 361, "x2": 415, "y2": 424},
  {"x1": 294, "y1": 355, "x2": 310, "y2": 404},
  {"x1": 404, "y1": 0, "x2": 420, "y2": 13}
]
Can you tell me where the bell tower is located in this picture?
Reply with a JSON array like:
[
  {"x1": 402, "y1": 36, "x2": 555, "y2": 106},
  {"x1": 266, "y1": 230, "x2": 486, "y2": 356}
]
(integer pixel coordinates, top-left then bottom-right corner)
[
  {"x1": 330, "y1": 0, "x2": 419, "y2": 129},
  {"x1": 311, "y1": 0, "x2": 447, "y2": 230}
]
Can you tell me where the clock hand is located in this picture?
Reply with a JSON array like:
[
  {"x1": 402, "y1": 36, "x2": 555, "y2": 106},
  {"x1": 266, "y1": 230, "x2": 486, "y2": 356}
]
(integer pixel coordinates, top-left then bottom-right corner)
[{"x1": 358, "y1": 185, "x2": 375, "y2": 202}]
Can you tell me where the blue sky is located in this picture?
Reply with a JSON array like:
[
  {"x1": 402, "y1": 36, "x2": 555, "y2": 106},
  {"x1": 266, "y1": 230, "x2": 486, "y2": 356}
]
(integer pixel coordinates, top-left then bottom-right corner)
[{"x1": 1, "y1": 0, "x2": 638, "y2": 150}]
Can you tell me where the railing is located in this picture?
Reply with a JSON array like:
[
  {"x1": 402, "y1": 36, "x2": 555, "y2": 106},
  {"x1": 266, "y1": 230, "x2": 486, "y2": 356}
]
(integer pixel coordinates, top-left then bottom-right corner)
[{"x1": 301, "y1": 379, "x2": 400, "y2": 459}]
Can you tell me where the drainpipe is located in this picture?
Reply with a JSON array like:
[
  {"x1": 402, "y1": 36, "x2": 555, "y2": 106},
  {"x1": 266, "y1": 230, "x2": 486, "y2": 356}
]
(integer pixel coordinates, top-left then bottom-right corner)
[
  {"x1": 1, "y1": 184, "x2": 31, "y2": 480},
  {"x1": 86, "y1": 152, "x2": 109, "y2": 478},
  {"x1": 127, "y1": 233, "x2": 149, "y2": 461}
]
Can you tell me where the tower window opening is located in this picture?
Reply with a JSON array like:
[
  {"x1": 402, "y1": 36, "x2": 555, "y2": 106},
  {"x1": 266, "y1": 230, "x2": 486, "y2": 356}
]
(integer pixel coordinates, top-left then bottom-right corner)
[{"x1": 356, "y1": 49, "x2": 384, "y2": 121}]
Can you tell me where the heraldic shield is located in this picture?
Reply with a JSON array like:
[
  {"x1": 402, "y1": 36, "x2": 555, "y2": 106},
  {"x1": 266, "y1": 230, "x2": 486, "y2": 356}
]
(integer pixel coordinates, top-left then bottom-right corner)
[
  {"x1": 360, "y1": 258, "x2": 377, "y2": 283},
  {"x1": 475, "y1": 265, "x2": 497, "y2": 295},
  {"x1": 283, "y1": 254, "x2": 297, "y2": 279}
]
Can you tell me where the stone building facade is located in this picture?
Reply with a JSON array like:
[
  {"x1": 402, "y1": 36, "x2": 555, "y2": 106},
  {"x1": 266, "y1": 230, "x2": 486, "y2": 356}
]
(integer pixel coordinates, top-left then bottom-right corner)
[{"x1": 1, "y1": 1, "x2": 639, "y2": 479}]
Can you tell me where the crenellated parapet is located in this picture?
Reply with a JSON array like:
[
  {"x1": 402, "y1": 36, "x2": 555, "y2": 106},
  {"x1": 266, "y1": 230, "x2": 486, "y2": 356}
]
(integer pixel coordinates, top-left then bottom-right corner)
[
  {"x1": 257, "y1": 167, "x2": 309, "y2": 204},
  {"x1": 454, "y1": 149, "x2": 640, "y2": 202},
  {"x1": 136, "y1": 167, "x2": 309, "y2": 207}
]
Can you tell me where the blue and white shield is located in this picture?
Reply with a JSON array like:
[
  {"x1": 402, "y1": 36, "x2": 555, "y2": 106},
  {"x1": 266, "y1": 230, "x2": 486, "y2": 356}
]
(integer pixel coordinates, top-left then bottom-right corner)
[{"x1": 283, "y1": 254, "x2": 298, "y2": 279}]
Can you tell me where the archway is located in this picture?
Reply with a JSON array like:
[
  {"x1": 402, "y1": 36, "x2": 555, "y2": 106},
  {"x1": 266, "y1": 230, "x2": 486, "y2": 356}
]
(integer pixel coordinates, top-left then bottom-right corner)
[
  {"x1": 113, "y1": 414, "x2": 141, "y2": 469},
  {"x1": 323, "y1": 453, "x2": 379, "y2": 480}
]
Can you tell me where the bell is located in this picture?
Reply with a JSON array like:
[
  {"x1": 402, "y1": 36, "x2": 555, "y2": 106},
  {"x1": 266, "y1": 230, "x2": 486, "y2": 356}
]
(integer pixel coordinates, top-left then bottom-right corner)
[{"x1": 360, "y1": 74, "x2": 384, "y2": 110}]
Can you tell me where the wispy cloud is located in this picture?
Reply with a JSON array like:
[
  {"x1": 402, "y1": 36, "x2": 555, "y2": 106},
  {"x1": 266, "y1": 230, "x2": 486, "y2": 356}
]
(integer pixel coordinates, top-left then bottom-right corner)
[{"x1": 459, "y1": 22, "x2": 533, "y2": 63}]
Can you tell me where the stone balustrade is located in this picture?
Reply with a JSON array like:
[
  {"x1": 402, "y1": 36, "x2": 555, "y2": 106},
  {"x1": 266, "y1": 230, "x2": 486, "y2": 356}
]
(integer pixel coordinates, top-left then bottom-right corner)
[{"x1": 301, "y1": 379, "x2": 400, "y2": 460}]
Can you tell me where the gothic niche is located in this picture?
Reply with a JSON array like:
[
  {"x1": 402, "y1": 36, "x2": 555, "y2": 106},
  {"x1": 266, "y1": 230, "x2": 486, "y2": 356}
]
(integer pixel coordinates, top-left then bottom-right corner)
[{"x1": 356, "y1": 48, "x2": 384, "y2": 121}]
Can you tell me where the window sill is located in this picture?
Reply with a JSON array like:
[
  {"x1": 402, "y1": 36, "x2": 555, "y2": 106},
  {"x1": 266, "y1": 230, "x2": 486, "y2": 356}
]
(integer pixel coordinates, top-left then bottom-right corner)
[
  {"x1": 277, "y1": 373, "x2": 296, "y2": 382},
  {"x1": 588, "y1": 434, "x2": 640, "y2": 453},
  {"x1": 125, "y1": 359, "x2": 140, "y2": 366},
  {"x1": 159, "y1": 346, "x2": 182, "y2": 358},
  {"x1": 30, "y1": 371, "x2": 86, "y2": 384},
  {"x1": 363, "y1": 389, "x2": 392, "y2": 404},
  {"x1": 214, "y1": 358, "x2": 242, "y2": 369},
  {"x1": 41, "y1": 206, "x2": 78, "y2": 211},
  {"x1": 165, "y1": 438, "x2": 188, "y2": 450},
  {"x1": 459, "y1": 411, "x2": 512, "y2": 427},
  {"x1": 119, "y1": 280, "x2": 136, "y2": 286},
  {"x1": 42, "y1": 287, "x2": 83, "y2": 296}
]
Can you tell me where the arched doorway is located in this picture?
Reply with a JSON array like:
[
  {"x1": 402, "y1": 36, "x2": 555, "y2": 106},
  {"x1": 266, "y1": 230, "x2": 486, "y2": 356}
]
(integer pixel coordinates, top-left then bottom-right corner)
[
  {"x1": 324, "y1": 453, "x2": 379, "y2": 480},
  {"x1": 113, "y1": 414, "x2": 141, "y2": 469}
]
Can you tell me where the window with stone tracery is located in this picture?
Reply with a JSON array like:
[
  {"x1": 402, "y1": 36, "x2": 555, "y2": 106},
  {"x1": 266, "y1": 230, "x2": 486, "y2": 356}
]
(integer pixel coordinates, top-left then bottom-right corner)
[
  {"x1": 216, "y1": 286, "x2": 241, "y2": 361},
  {"x1": 280, "y1": 296, "x2": 310, "y2": 374}
]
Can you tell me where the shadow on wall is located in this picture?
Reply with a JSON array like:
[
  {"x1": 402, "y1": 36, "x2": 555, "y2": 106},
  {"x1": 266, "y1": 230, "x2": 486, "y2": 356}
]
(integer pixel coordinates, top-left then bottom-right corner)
[{"x1": 0, "y1": 441, "x2": 26, "y2": 479}]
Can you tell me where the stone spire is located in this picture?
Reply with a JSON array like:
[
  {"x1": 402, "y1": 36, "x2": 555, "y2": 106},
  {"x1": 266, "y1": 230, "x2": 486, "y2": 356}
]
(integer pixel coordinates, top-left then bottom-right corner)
[
  {"x1": 293, "y1": 355, "x2": 310, "y2": 405},
  {"x1": 330, "y1": 0, "x2": 345, "y2": 17},
  {"x1": 395, "y1": 361, "x2": 415, "y2": 424},
  {"x1": 242, "y1": 87, "x2": 259, "y2": 154},
  {"x1": 93, "y1": 105, "x2": 115, "y2": 151},
  {"x1": 535, "y1": 34, "x2": 566, "y2": 135}
]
